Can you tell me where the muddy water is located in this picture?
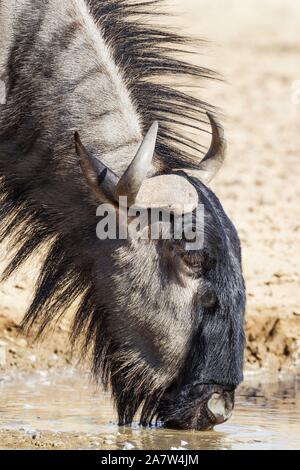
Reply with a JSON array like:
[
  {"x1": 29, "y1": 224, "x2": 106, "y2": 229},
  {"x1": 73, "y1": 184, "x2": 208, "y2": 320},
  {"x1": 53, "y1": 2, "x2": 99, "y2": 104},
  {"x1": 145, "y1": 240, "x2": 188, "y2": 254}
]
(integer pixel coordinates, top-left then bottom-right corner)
[{"x1": 0, "y1": 368, "x2": 299, "y2": 450}]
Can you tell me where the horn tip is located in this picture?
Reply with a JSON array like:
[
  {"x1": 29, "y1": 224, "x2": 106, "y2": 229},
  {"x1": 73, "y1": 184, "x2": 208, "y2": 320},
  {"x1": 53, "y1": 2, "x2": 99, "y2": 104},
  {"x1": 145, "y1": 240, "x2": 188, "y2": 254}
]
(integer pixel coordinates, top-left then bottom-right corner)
[
  {"x1": 206, "y1": 112, "x2": 225, "y2": 140},
  {"x1": 149, "y1": 120, "x2": 159, "y2": 137},
  {"x1": 206, "y1": 112, "x2": 216, "y2": 127}
]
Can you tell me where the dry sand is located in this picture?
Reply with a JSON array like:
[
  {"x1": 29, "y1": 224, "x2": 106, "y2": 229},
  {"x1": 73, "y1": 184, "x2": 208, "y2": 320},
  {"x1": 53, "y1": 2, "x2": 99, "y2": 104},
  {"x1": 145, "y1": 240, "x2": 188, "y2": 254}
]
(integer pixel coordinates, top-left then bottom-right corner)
[{"x1": 0, "y1": 0, "x2": 299, "y2": 378}]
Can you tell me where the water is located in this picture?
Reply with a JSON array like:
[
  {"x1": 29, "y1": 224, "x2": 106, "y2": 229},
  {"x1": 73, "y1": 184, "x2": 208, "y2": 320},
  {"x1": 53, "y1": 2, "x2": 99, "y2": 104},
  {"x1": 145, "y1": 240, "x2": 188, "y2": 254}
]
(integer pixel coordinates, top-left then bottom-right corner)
[{"x1": 0, "y1": 368, "x2": 299, "y2": 450}]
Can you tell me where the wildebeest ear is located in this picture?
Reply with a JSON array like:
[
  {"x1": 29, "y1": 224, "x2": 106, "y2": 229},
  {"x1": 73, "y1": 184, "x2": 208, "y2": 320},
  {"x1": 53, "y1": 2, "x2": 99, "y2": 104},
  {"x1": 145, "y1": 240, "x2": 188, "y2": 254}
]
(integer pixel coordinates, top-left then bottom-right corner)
[
  {"x1": 175, "y1": 113, "x2": 226, "y2": 185},
  {"x1": 74, "y1": 132, "x2": 119, "y2": 202}
]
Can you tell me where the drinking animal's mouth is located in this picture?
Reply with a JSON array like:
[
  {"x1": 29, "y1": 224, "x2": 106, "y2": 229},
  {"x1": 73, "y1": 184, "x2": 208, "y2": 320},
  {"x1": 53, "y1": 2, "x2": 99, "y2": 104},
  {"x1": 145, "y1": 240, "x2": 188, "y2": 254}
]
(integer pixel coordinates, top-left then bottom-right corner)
[{"x1": 157, "y1": 384, "x2": 235, "y2": 431}]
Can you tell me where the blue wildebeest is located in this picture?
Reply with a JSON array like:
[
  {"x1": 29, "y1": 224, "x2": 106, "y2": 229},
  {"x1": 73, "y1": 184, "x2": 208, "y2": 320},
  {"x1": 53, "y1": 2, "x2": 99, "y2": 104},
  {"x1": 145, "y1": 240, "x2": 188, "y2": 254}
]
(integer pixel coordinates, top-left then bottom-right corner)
[{"x1": 0, "y1": 0, "x2": 245, "y2": 430}]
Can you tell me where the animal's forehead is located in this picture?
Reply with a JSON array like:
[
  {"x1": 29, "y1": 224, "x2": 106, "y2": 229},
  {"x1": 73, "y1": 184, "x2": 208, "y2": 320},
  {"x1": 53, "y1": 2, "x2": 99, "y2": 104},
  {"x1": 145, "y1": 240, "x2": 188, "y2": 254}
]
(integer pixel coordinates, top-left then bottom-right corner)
[{"x1": 135, "y1": 174, "x2": 199, "y2": 215}]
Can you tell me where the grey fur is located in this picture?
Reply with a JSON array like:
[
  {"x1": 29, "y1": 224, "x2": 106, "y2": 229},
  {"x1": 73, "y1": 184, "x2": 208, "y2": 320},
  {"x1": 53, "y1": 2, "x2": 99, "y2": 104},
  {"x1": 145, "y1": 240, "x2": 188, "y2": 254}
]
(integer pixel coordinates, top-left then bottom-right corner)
[{"x1": 0, "y1": 0, "x2": 245, "y2": 429}]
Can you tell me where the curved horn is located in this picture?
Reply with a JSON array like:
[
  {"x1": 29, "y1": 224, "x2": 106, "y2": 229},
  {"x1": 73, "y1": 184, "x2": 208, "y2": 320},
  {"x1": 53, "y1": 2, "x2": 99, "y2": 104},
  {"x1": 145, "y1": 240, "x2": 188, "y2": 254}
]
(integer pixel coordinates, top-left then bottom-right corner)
[
  {"x1": 75, "y1": 123, "x2": 158, "y2": 204},
  {"x1": 199, "y1": 113, "x2": 226, "y2": 183},
  {"x1": 75, "y1": 132, "x2": 119, "y2": 200},
  {"x1": 177, "y1": 113, "x2": 226, "y2": 184},
  {"x1": 115, "y1": 122, "x2": 158, "y2": 205}
]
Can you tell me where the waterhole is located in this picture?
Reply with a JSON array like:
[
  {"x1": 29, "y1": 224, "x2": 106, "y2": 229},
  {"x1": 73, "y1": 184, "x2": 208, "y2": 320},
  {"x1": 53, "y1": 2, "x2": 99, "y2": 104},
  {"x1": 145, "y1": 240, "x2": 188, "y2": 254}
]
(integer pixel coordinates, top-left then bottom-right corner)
[{"x1": 0, "y1": 368, "x2": 299, "y2": 450}]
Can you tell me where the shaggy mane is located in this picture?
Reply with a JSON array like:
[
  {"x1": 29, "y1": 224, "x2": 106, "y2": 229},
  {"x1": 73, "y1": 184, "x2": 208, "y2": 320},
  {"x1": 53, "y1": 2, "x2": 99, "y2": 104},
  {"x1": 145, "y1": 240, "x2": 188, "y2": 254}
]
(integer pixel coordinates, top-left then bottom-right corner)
[{"x1": 89, "y1": 0, "x2": 218, "y2": 170}]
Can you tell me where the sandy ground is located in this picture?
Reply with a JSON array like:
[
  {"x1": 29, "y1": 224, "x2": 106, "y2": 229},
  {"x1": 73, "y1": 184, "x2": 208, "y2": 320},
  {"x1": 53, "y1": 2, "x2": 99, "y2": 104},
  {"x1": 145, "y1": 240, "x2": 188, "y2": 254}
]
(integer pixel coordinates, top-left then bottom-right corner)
[
  {"x1": 0, "y1": 0, "x2": 299, "y2": 380},
  {"x1": 181, "y1": 0, "x2": 300, "y2": 376}
]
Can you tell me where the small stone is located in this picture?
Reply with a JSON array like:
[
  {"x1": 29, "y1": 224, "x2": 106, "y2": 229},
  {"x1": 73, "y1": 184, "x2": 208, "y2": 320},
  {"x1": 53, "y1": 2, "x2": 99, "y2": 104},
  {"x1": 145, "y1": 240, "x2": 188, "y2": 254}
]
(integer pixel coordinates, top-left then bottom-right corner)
[
  {"x1": 29, "y1": 354, "x2": 37, "y2": 363},
  {"x1": 38, "y1": 370, "x2": 48, "y2": 378},
  {"x1": 123, "y1": 442, "x2": 135, "y2": 450},
  {"x1": 181, "y1": 440, "x2": 188, "y2": 446},
  {"x1": 104, "y1": 439, "x2": 114, "y2": 445},
  {"x1": 92, "y1": 441, "x2": 100, "y2": 447}
]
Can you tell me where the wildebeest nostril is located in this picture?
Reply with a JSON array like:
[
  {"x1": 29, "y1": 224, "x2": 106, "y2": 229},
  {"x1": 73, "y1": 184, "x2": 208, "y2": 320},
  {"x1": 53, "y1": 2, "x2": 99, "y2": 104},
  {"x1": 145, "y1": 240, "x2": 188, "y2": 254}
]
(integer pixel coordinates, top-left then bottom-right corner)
[{"x1": 207, "y1": 393, "x2": 233, "y2": 424}]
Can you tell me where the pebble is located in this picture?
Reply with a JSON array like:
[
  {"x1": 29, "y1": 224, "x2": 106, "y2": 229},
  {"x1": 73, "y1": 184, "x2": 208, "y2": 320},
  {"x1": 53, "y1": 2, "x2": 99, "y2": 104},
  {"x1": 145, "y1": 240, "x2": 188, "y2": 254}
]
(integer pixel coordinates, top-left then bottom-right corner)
[
  {"x1": 181, "y1": 440, "x2": 188, "y2": 446},
  {"x1": 91, "y1": 441, "x2": 101, "y2": 447},
  {"x1": 38, "y1": 370, "x2": 48, "y2": 378},
  {"x1": 123, "y1": 442, "x2": 135, "y2": 450},
  {"x1": 104, "y1": 439, "x2": 115, "y2": 445},
  {"x1": 23, "y1": 404, "x2": 34, "y2": 410},
  {"x1": 24, "y1": 428, "x2": 39, "y2": 437}
]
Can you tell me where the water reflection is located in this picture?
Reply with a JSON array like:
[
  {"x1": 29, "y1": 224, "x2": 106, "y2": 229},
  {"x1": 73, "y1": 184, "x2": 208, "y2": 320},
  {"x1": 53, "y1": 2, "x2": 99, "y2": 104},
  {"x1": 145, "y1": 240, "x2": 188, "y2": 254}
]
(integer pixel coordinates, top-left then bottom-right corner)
[{"x1": 0, "y1": 368, "x2": 299, "y2": 450}]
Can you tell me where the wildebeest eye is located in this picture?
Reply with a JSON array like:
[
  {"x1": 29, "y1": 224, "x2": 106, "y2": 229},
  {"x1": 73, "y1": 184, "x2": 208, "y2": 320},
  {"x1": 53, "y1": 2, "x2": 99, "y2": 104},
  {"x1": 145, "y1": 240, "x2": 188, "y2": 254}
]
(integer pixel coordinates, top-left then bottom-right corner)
[
  {"x1": 180, "y1": 251, "x2": 202, "y2": 270},
  {"x1": 179, "y1": 249, "x2": 216, "y2": 274}
]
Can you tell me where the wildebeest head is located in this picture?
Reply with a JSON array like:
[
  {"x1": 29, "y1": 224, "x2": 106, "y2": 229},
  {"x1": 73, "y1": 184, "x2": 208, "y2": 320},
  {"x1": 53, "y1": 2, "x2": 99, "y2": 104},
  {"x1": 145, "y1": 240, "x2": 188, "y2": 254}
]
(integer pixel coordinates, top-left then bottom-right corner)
[{"x1": 75, "y1": 114, "x2": 245, "y2": 430}]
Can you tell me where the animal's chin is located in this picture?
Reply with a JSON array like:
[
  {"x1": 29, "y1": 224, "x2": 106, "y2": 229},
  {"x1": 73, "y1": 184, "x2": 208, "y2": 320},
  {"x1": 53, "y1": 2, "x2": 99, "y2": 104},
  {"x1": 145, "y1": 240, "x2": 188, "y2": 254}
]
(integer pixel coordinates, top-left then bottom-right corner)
[
  {"x1": 162, "y1": 412, "x2": 215, "y2": 431},
  {"x1": 157, "y1": 402, "x2": 214, "y2": 431}
]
